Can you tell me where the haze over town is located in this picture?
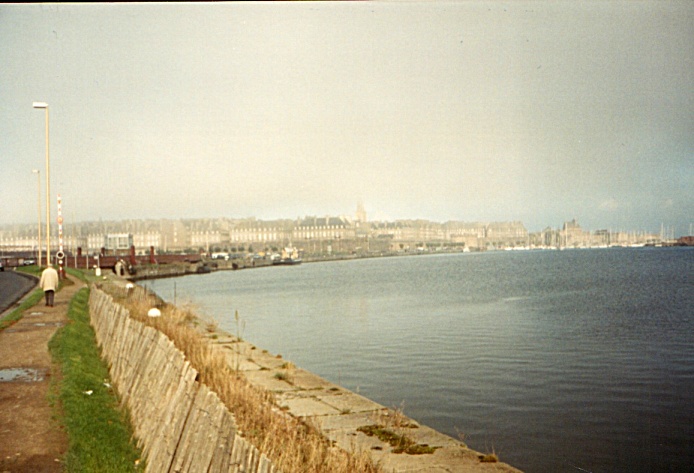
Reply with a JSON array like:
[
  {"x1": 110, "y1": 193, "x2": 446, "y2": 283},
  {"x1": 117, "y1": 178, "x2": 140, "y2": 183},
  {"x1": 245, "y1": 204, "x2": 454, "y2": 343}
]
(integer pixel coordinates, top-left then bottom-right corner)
[{"x1": 1, "y1": 2, "x2": 692, "y2": 235}]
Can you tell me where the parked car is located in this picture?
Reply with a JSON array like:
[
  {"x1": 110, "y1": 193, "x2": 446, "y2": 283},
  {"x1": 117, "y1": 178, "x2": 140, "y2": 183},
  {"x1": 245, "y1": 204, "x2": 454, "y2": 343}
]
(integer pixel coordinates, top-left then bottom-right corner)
[
  {"x1": 23, "y1": 259, "x2": 36, "y2": 266},
  {"x1": 0, "y1": 260, "x2": 4, "y2": 271}
]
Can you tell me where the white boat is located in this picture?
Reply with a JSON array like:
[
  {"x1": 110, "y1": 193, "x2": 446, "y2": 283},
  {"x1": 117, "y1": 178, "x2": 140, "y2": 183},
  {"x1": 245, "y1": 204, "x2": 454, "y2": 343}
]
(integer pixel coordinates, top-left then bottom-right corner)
[{"x1": 273, "y1": 247, "x2": 302, "y2": 265}]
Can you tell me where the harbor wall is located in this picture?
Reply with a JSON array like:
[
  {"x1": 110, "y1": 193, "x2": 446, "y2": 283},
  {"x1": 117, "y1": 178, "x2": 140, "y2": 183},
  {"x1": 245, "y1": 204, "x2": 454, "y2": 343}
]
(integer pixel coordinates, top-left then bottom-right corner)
[
  {"x1": 128, "y1": 258, "x2": 272, "y2": 281},
  {"x1": 89, "y1": 271, "x2": 521, "y2": 473},
  {"x1": 88, "y1": 287, "x2": 279, "y2": 473}
]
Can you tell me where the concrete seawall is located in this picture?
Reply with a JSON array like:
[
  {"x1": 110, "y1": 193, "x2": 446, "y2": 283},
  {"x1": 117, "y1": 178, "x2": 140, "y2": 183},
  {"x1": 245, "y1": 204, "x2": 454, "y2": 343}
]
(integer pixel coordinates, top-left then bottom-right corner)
[
  {"x1": 127, "y1": 258, "x2": 272, "y2": 281},
  {"x1": 89, "y1": 287, "x2": 279, "y2": 473},
  {"x1": 90, "y1": 275, "x2": 521, "y2": 472}
]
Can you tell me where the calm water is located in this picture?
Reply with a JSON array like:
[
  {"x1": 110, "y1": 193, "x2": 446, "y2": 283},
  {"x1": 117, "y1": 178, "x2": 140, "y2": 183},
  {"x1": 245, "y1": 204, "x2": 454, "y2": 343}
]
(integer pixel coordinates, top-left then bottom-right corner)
[{"x1": 150, "y1": 248, "x2": 694, "y2": 472}]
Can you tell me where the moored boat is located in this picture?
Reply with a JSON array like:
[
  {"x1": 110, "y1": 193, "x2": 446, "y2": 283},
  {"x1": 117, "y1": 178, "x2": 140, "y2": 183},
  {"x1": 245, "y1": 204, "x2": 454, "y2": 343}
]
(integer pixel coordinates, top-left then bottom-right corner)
[{"x1": 272, "y1": 247, "x2": 302, "y2": 265}]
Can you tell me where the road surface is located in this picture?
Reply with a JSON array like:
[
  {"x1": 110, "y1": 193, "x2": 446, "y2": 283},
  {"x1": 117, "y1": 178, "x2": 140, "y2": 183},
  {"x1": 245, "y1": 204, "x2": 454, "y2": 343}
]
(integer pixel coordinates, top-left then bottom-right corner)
[{"x1": 0, "y1": 271, "x2": 37, "y2": 315}]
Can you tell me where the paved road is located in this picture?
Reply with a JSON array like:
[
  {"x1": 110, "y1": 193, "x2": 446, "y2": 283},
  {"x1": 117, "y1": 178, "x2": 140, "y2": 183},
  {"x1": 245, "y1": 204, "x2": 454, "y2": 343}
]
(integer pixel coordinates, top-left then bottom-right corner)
[{"x1": 0, "y1": 271, "x2": 37, "y2": 315}]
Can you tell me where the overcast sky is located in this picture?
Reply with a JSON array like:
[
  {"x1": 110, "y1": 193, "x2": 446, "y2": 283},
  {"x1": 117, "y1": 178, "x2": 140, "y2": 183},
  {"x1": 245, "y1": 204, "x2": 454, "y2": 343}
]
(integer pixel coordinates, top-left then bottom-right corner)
[{"x1": 1, "y1": 2, "x2": 692, "y2": 234}]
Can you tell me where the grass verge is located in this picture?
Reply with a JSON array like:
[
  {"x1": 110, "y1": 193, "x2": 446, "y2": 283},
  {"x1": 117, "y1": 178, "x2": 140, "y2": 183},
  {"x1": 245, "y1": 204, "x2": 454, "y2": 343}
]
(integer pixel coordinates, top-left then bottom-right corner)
[
  {"x1": 0, "y1": 288, "x2": 43, "y2": 332},
  {"x1": 65, "y1": 266, "x2": 90, "y2": 284},
  {"x1": 0, "y1": 266, "x2": 42, "y2": 331},
  {"x1": 48, "y1": 287, "x2": 144, "y2": 472},
  {"x1": 1, "y1": 266, "x2": 87, "y2": 332}
]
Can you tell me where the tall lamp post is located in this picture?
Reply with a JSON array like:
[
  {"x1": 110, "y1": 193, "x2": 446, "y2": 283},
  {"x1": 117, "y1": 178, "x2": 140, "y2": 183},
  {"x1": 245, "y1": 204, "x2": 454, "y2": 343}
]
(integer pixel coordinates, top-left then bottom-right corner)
[
  {"x1": 33, "y1": 102, "x2": 50, "y2": 266},
  {"x1": 32, "y1": 169, "x2": 42, "y2": 266}
]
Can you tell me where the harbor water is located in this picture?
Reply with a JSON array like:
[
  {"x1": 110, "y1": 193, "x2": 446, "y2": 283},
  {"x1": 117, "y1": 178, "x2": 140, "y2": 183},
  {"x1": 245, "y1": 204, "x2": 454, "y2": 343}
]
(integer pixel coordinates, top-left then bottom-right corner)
[{"x1": 150, "y1": 247, "x2": 694, "y2": 472}]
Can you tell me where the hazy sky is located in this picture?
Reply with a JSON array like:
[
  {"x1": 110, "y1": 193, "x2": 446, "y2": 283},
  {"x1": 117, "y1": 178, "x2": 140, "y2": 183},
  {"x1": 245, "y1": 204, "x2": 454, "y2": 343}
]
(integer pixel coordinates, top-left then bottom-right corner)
[{"x1": 1, "y1": 2, "x2": 692, "y2": 233}]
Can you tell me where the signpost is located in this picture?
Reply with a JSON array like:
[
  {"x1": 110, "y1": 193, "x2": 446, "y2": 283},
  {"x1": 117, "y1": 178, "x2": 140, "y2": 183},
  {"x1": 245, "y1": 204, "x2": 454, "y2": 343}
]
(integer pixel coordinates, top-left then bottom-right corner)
[{"x1": 57, "y1": 194, "x2": 65, "y2": 279}]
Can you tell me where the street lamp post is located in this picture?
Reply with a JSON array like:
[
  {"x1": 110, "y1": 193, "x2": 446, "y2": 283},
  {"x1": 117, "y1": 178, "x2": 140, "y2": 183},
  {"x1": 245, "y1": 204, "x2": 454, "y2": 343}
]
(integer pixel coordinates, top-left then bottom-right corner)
[
  {"x1": 32, "y1": 169, "x2": 42, "y2": 266},
  {"x1": 33, "y1": 102, "x2": 50, "y2": 266}
]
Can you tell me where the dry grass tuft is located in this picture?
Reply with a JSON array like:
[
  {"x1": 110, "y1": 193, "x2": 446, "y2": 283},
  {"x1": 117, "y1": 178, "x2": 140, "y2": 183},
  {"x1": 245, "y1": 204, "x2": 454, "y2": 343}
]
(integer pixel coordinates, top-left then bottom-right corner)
[
  {"x1": 102, "y1": 283, "x2": 381, "y2": 473},
  {"x1": 479, "y1": 453, "x2": 499, "y2": 463}
]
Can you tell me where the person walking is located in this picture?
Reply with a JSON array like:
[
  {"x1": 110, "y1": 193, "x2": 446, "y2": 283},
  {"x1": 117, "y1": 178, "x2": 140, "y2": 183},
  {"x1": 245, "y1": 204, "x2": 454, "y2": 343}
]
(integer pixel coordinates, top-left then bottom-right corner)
[{"x1": 39, "y1": 264, "x2": 59, "y2": 307}]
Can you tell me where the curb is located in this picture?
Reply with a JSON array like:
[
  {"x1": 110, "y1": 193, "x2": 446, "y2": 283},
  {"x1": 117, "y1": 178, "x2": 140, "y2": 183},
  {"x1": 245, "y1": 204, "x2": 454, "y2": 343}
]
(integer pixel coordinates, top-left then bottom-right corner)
[{"x1": 0, "y1": 271, "x2": 39, "y2": 320}]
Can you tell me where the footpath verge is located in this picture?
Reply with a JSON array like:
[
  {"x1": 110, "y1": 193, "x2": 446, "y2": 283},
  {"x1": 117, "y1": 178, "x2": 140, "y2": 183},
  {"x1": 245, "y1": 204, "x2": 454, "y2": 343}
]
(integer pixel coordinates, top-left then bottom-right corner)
[
  {"x1": 0, "y1": 275, "x2": 76, "y2": 472},
  {"x1": 0, "y1": 270, "x2": 144, "y2": 472}
]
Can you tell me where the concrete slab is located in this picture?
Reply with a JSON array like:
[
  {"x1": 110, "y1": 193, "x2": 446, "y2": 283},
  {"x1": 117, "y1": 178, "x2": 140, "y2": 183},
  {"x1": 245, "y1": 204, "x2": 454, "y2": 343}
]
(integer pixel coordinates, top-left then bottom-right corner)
[
  {"x1": 310, "y1": 411, "x2": 383, "y2": 432},
  {"x1": 244, "y1": 351, "x2": 289, "y2": 370},
  {"x1": 405, "y1": 424, "x2": 461, "y2": 449},
  {"x1": 242, "y1": 369, "x2": 300, "y2": 393},
  {"x1": 315, "y1": 390, "x2": 384, "y2": 414},
  {"x1": 289, "y1": 368, "x2": 336, "y2": 391},
  {"x1": 276, "y1": 394, "x2": 341, "y2": 417},
  {"x1": 215, "y1": 348, "x2": 262, "y2": 372}
]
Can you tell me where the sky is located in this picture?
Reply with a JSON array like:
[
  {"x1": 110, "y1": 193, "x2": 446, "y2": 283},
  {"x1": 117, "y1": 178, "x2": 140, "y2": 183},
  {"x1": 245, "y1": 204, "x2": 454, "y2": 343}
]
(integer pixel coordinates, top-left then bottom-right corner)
[{"x1": 1, "y1": 2, "x2": 692, "y2": 234}]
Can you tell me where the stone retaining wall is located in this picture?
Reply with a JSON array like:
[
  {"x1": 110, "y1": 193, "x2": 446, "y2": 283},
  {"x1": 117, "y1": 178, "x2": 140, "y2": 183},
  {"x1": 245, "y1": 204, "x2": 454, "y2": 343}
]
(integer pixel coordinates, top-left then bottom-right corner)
[{"x1": 89, "y1": 287, "x2": 279, "y2": 473}]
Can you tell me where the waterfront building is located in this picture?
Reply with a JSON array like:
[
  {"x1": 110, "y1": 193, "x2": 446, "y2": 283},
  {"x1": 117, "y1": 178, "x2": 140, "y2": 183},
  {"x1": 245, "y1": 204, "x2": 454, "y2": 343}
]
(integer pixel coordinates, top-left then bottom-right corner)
[
  {"x1": 562, "y1": 219, "x2": 590, "y2": 248},
  {"x1": 86, "y1": 233, "x2": 103, "y2": 252},
  {"x1": 289, "y1": 216, "x2": 354, "y2": 255},
  {"x1": 293, "y1": 216, "x2": 354, "y2": 241},
  {"x1": 229, "y1": 219, "x2": 294, "y2": 247},
  {"x1": 538, "y1": 227, "x2": 561, "y2": 249},
  {"x1": 1, "y1": 214, "x2": 672, "y2": 256},
  {"x1": 369, "y1": 220, "x2": 446, "y2": 251},
  {"x1": 485, "y1": 221, "x2": 529, "y2": 249},
  {"x1": 104, "y1": 233, "x2": 134, "y2": 251},
  {"x1": 444, "y1": 221, "x2": 487, "y2": 248},
  {"x1": 190, "y1": 231, "x2": 222, "y2": 252},
  {"x1": 593, "y1": 229, "x2": 611, "y2": 247},
  {"x1": 133, "y1": 231, "x2": 163, "y2": 252},
  {"x1": 159, "y1": 219, "x2": 189, "y2": 252},
  {"x1": 0, "y1": 235, "x2": 37, "y2": 251}
]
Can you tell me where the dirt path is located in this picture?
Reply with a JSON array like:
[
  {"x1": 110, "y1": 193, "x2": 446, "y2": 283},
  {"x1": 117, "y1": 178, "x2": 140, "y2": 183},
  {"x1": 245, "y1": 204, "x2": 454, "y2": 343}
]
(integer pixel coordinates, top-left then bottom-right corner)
[{"x1": 0, "y1": 276, "x2": 84, "y2": 472}]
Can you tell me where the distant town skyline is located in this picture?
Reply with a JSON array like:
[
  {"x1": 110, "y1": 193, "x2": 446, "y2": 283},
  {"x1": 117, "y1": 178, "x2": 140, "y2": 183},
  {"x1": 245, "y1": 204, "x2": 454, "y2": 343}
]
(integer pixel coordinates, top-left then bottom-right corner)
[
  {"x1": 0, "y1": 189, "x2": 690, "y2": 237},
  {"x1": 0, "y1": 195, "x2": 689, "y2": 239},
  {"x1": 0, "y1": 211, "x2": 683, "y2": 240},
  {"x1": 1, "y1": 213, "x2": 679, "y2": 258},
  {"x1": 1, "y1": 3, "x2": 692, "y2": 235}
]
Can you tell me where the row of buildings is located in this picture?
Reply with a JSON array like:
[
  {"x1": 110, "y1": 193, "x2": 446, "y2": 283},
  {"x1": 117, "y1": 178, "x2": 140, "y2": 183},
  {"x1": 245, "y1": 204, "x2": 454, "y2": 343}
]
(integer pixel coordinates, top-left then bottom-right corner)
[{"x1": 0, "y1": 209, "x2": 665, "y2": 257}]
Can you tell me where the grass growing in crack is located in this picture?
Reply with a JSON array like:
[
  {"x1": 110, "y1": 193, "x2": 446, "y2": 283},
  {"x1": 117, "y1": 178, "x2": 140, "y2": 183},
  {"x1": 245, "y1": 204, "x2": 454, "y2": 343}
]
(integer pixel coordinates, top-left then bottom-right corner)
[
  {"x1": 357, "y1": 406, "x2": 439, "y2": 455},
  {"x1": 357, "y1": 425, "x2": 438, "y2": 455},
  {"x1": 479, "y1": 453, "x2": 499, "y2": 463},
  {"x1": 274, "y1": 372, "x2": 290, "y2": 382},
  {"x1": 49, "y1": 287, "x2": 144, "y2": 472}
]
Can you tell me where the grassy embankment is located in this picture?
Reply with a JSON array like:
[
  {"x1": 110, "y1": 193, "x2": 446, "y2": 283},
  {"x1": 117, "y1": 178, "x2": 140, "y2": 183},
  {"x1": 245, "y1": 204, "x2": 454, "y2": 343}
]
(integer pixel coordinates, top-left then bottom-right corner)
[
  {"x1": 49, "y1": 281, "x2": 144, "y2": 472},
  {"x1": 107, "y1": 285, "x2": 382, "y2": 473},
  {"x1": 1, "y1": 266, "x2": 144, "y2": 472}
]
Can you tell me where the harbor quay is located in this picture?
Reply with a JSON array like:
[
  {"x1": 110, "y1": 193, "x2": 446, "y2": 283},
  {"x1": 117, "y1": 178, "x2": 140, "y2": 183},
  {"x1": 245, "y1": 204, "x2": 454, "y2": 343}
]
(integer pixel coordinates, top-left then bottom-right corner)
[
  {"x1": 203, "y1": 330, "x2": 521, "y2": 472},
  {"x1": 98, "y1": 268, "x2": 522, "y2": 472}
]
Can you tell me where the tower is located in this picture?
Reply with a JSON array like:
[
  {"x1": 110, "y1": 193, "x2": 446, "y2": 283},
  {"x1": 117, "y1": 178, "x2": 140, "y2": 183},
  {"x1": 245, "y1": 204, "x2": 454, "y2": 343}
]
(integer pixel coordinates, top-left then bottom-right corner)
[{"x1": 356, "y1": 202, "x2": 367, "y2": 223}]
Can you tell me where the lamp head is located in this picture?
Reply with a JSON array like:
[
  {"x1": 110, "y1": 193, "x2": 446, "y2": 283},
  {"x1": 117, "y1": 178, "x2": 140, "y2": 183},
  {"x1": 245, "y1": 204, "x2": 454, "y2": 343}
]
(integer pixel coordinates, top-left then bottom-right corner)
[{"x1": 32, "y1": 102, "x2": 48, "y2": 109}]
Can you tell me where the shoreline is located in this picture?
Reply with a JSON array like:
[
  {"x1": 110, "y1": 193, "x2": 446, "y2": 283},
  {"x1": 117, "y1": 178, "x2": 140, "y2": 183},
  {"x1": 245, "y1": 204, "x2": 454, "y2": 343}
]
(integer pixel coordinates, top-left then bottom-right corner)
[
  {"x1": 125, "y1": 244, "x2": 689, "y2": 284},
  {"x1": 103, "y1": 265, "x2": 522, "y2": 472}
]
